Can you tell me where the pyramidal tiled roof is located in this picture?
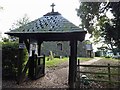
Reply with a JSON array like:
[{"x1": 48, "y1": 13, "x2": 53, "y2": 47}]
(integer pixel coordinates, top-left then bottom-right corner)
[{"x1": 7, "y1": 11, "x2": 84, "y2": 34}]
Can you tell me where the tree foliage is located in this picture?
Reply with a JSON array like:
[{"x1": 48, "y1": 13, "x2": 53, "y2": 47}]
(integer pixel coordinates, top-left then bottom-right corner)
[
  {"x1": 2, "y1": 42, "x2": 28, "y2": 79},
  {"x1": 10, "y1": 14, "x2": 30, "y2": 30},
  {"x1": 2, "y1": 14, "x2": 30, "y2": 79},
  {"x1": 9, "y1": 14, "x2": 30, "y2": 42},
  {"x1": 0, "y1": 6, "x2": 3, "y2": 10},
  {"x1": 76, "y1": 2, "x2": 120, "y2": 53}
]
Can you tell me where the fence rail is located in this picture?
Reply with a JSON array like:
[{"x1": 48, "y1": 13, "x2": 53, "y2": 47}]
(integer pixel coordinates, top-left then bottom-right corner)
[
  {"x1": 77, "y1": 64, "x2": 120, "y2": 68},
  {"x1": 76, "y1": 60, "x2": 120, "y2": 88},
  {"x1": 77, "y1": 71, "x2": 120, "y2": 76}
]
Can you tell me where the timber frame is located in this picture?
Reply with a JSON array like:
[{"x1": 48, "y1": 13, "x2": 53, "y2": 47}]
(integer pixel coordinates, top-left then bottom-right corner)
[
  {"x1": 6, "y1": 31, "x2": 86, "y2": 88},
  {"x1": 5, "y1": 4, "x2": 87, "y2": 88}
]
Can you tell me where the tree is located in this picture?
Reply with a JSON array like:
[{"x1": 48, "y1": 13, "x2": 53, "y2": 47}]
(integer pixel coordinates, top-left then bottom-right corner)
[
  {"x1": 83, "y1": 40, "x2": 92, "y2": 44},
  {"x1": 2, "y1": 37, "x2": 9, "y2": 42},
  {"x1": 0, "y1": 6, "x2": 3, "y2": 10},
  {"x1": 108, "y1": 2, "x2": 120, "y2": 52},
  {"x1": 76, "y1": 2, "x2": 120, "y2": 54},
  {"x1": 10, "y1": 14, "x2": 30, "y2": 30},
  {"x1": 99, "y1": 2, "x2": 120, "y2": 54},
  {"x1": 9, "y1": 14, "x2": 30, "y2": 42}
]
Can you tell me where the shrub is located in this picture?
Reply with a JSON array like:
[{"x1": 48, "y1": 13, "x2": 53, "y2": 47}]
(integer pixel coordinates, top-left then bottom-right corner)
[{"x1": 2, "y1": 42, "x2": 28, "y2": 80}]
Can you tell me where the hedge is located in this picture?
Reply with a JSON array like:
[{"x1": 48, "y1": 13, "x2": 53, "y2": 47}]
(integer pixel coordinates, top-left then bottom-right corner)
[{"x1": 2, "y1": 42, "x2": 28, "y2": 80}]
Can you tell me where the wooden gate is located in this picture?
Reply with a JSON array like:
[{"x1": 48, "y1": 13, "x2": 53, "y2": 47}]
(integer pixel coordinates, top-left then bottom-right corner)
[
  {"x1": 76, "y1": 59, "x2": 120, "y2": 88},
  {"x1": 29, "y1": 52, "x2": 45, "y2": 80}
]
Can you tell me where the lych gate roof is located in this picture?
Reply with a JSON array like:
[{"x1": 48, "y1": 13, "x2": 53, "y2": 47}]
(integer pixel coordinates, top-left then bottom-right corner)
[
  {"x1": 8, "y1": 12, "x2": 83, "y2": 34},
  {"x1": 5, "y1": 4, "x2": 86, "y2": 41}
]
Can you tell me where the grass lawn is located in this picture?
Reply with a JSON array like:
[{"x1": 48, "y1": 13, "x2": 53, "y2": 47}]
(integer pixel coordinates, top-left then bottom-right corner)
[
  {"x1": 45, "y1": 57, "x2": 68, "y2": 67},
  {"x1": 45, "y1": 57, "x2": 92, "y2": 68}
]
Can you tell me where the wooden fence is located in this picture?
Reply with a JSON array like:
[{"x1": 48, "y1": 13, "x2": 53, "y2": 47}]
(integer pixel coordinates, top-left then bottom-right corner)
[{"x1": 76, "y1": 60, "x2": 120, "y2": 88}]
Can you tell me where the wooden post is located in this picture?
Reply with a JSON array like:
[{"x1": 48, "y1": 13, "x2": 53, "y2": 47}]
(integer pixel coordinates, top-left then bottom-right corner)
[
  {"x1": 69, "y1": 40, "x2": 77, "y2": 88},
  {"x1": 34, "y1": 41, "x2": 43, "y2": 78},
  {"x1": 16, "y1": 39, "x2": 30, "y2": 84},
  {"x1": 108, "y1": 64, "x2": 111, "y2": 88},
  {"x1": 17, "y1": 38, "x2": 24, "y2": 84},
  {"x1": 76, "y1": 59, "x2": 80, "y2": 88},
  {"x1": 38, "y1": 41, "x2": 43, "y2": 56},
  {"x1": 43, "y1": 55, "x2": 45, "y2": 75},
  {"x1": 78, "y1": 59, "x2": 80, "y2": 66},
  {"x1": 118, "y1": 64, "x2": 120, "y2": 89},
  {"x1": 24, "y1": 39, "x2": 30, "y2": 53},
  {"x1": 29, "y1": 50, "x2": 35, "y2": 79}
]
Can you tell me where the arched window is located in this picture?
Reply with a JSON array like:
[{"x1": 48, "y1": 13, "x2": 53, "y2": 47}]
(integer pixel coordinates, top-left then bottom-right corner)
[{"x1": 57, "y1": 43, "x2": 62, "y2": 50}]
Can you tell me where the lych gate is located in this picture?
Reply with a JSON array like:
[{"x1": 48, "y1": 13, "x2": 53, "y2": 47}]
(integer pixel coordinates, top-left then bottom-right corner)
[{"x1": 5, "y1": 3, "x2": 86, "y2": 88}]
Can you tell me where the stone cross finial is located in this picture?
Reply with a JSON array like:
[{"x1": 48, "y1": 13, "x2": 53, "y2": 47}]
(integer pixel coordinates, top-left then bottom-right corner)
[{"x1": 51, "y1": 3, "x2": 55, "y2": 12}]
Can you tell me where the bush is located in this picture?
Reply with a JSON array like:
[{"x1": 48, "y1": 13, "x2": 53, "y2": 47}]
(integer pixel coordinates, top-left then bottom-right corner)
[
  {"x1": 2, "y1": 42, "x2": 28, "y2": 80},
  {"x1": 105, "y1": 56, "x2": 111, "y2": 58}
]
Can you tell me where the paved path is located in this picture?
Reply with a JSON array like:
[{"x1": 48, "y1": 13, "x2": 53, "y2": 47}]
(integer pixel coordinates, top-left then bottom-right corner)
[
  {"x1": 44, "y1": 57, "x2": 102, "y2": 88},
  {"x1": 80, "y1": 57, "x2": 102, "y2": 65}
]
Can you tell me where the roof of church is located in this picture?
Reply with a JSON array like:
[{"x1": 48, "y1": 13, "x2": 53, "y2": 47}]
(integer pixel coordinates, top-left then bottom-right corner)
[{"x1": 6, "y1": 3, "x2": 85, "y2": 34}]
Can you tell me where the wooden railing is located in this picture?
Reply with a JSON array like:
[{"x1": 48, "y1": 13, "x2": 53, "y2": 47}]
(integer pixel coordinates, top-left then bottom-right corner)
[{"x1": 76, "y1": 60, "x2": 120, "y2": 88}]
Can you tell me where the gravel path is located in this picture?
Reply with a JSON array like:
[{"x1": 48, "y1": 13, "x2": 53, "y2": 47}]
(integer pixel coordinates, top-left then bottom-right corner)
[{"x1": 2, "y1": 57, "x2": 101, "y2": 88}]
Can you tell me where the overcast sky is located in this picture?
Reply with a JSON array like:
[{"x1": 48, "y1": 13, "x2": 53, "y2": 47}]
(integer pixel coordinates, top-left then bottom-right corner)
[
  {"x1": 0, "y1": 0, "x2": 83, "y2": 37},
  {"x1": 2, "y1": 0, "x2": 109, "y2": 51}
]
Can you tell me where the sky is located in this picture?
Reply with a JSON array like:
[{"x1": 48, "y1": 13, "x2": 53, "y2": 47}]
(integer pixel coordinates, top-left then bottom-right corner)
[
  {"x1": 0, "y1": 0, "x2": 85, "y2": 37},
  {"x1": 0, "y1": 0, "x2": 101, "y2": 51}
]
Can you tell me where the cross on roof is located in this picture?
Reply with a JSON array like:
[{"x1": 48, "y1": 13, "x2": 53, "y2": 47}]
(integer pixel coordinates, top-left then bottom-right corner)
[{"x1": 51, "y1": 3, "x2": 55, "y2": 12}]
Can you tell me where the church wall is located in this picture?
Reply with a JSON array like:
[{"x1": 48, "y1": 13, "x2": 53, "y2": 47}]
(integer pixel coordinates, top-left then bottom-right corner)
[{"x1": 41, "y1": 41, "x2": 87, "y2": 57}]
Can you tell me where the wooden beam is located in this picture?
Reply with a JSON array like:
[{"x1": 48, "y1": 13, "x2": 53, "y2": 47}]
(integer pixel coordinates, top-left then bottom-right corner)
[
  {"x1": 28, "y1": 51, "x2": 35, "y2": 79},
  {"x1": 18, "y1": 57, "x2": 30, "y2": 83},
  {"x1": 24, "y1": 39, "x2": 30, "y2": 53},
  {"x1": 17, "y1": 38, "x2": 24, "y2": 84},
  {"x1": 17, "y1": 39, "x2": 30, "y2": 84},
  {"x1": 38, "y1": 41, "x2": 43, "y2": 56},
  {"x1": 69, "y1": 40, "x2": 77, "y2": 88},
  {"x1": 34, "y1": 41, "x2": 43, "y2": 78}
]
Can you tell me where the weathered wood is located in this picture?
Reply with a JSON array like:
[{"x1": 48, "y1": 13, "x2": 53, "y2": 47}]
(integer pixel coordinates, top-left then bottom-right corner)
[
  {"x1": 6, "y1": 32, "x2": 86, "y2": 42},
  {"x1": 5, "y1": 10, "x2": 87, "y2": 86},
  {"x1": 18, "y1": 58, "x2": 30, "y2": 83},
  {"x1": 69, "y1": 40, "x2": 77, "y2": 88},
  {"x1": 78, "y1": 64, "x2": 120, "y2": 68},
  {"x1": 43, "y1": 55, "x2": 45, "y2": 75},
  {"x1": 24, "y1": 39, "x2": 30, "y2": 53},
  {"x1": 34, "y1": 41, "x2": 45, "y2": 79},
  {"x1": 77, "y1": 64, "x2": 120, "y2": 88},
  {"x1": 77, "y1": 71, "x2": 120, "y2": 75},
  {"x1": 17, "y1": 38, "x2": 24, "y2": 84},
  {"x1": 108, "y1": 64, "x2": 111, "y2": 87},
  {"x1": 118, "y1": 62, "x2": 120, "y2": 89},
  {"x1": 38, "y1": 41, "x2": 43, "y2": 56},
  {"x1": 77, "y1": 59, "x2": 80, "y2": 72},
  {"x1": 17, "y1": 39, "x2": 30, "y2": 83},
  {"x1": 28, "y1": 51, "x2": 35, "y2": 79},
  {"x1": 84, "y1": 79, "x2": 120, "y2": 83},
  {"x1": 34, "y1": 56, "x2": 45, "y2": 79},
  {"x1": 27, "y1": 40, "x2": 45, "y2": 80}
]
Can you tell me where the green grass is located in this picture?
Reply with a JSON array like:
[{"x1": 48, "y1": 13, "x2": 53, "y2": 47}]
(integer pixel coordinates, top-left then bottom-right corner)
[
  {"x1": 45, "y1": 57, "x2": 68, "y2": 67},
  {"x1": 102, "y1": 57, "x2": 119, "y2": 62},
  {"x1": 78, "y1": 57, "x2": 92, "y2": 61},
  {"x1": 45, "y1": 57, "x2": 93, "y2": 68}
]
